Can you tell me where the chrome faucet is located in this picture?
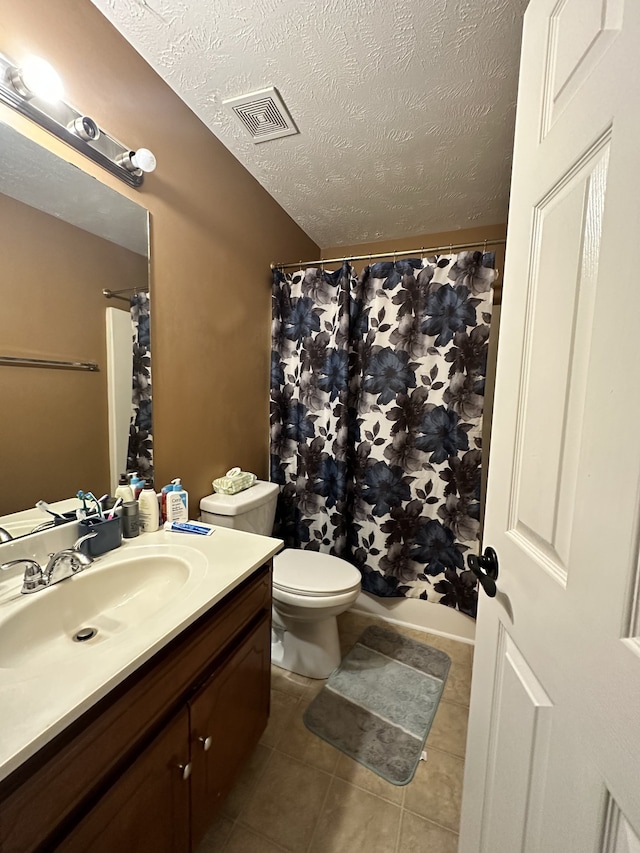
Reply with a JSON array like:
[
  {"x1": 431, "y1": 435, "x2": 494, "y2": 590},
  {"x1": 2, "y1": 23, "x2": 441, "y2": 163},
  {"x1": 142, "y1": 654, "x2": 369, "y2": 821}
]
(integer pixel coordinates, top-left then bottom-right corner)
[
  {"x1": 0, "y1": 527, "x2": 13, "y2": 543},
  {"x1": 0, "y1": 532, "x2": 97, "y2": 594}
]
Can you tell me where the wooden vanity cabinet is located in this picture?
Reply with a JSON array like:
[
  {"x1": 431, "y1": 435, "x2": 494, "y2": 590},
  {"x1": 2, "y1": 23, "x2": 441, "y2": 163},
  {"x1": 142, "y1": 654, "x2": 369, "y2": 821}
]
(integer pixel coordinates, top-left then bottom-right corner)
[
  {"x1": 0, "y1": 564, "x2": 272, "y2": 853},
  {"x1": 190, "y1": 614, "x2": 271, "y2": 846},
  {"x1": 55, "y1": 708, "x2": 191, "y2": 853}
]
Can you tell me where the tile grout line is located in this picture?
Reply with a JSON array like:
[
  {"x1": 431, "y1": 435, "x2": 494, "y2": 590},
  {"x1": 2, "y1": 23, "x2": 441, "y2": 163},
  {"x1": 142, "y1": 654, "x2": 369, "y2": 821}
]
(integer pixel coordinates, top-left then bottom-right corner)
[
  {"x1": 221, "y1": 743, "x2": 277, "y2": 839},
  {"x1": 401, "y1": 804, "x2": 462, "y2": 837},
  {"x1": 232, "y1": 817, "x2": 293, "y2": 853},
  {"x1": 303, "y1": 764, "x2": 337, "y2": 853}
]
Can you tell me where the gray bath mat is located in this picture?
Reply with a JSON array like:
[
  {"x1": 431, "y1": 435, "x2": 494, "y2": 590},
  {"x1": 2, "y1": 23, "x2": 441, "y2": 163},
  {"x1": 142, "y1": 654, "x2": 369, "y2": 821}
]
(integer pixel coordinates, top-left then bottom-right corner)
[{"x1": 303, "y1": 625, "x2": 450, "y2": 785}]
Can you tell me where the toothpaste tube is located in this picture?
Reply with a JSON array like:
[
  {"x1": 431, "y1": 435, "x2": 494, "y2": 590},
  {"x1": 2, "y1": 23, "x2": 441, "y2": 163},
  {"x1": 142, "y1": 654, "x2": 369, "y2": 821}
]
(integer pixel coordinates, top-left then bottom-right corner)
[{"x1": 163, "y1": 520, "x2": 215, "y2": 536}]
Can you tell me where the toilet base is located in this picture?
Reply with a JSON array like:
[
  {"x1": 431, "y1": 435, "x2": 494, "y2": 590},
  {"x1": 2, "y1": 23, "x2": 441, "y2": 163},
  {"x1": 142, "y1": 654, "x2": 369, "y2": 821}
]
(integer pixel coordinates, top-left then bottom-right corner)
[{"x1": 271, "y1": 610, "x2": 342, "y2": 679}]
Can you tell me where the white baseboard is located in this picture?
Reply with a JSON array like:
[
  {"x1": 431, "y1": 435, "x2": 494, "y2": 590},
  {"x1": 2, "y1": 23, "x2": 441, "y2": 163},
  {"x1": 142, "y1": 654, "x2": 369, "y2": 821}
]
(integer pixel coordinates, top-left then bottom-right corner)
[{"x1": 350, "y1": 590, "x2": 476, "y2": 645}]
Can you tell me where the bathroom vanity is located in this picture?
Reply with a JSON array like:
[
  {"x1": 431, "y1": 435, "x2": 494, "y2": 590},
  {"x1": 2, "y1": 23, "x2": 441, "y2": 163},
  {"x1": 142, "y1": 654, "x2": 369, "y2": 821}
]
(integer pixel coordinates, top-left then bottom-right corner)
[{"x1": 0, "y1": 526, "x2": 281, "y2": 852}]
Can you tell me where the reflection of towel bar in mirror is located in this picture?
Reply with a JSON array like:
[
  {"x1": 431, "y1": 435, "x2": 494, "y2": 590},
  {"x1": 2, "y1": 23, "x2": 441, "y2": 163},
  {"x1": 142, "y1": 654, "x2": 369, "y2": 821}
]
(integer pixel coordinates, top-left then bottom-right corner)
[
  {"x1": 0, "y1": 356, "x2": 99, "y2": 371},
  {"x1": 103, "y1": 287, "x2": 138, "y2": 302}
]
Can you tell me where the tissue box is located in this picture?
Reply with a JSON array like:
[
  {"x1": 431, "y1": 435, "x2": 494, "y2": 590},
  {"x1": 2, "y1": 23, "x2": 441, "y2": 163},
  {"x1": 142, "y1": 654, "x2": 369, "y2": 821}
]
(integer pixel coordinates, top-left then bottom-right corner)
[
  {"x1": 79, "y1": 515, "x2": 122, "y2": 557},
  {"x1": 212, "y1": 468, "x2": 257, "y2": 495}
]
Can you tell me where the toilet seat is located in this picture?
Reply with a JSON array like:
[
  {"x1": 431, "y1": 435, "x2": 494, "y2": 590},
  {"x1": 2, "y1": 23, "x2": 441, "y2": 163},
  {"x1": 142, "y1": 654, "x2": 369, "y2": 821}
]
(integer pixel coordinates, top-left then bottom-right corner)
[{"x1": 273, "y1": 550, "x2": 361, "y2": 597}]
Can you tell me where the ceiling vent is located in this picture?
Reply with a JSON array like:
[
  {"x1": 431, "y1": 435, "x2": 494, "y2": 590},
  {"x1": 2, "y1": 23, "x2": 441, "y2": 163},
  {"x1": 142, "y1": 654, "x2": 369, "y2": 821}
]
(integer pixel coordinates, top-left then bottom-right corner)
[{"x1": 223, "y1": 87, "x2": 298, "y2": 143}]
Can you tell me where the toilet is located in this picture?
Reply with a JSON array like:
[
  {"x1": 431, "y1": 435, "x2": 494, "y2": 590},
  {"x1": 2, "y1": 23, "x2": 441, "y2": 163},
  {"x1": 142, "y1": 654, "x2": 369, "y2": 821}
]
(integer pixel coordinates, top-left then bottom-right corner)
[{"x1": 200, "y1": 482, "x2": 361, "y2": 678}]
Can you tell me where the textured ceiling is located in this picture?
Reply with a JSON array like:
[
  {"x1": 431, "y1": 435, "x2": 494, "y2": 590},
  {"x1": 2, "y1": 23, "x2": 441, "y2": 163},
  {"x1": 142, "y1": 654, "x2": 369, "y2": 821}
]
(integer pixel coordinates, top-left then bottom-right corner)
[{"x1": 90, "y1": 0, "x2": 528, "y2": 247}]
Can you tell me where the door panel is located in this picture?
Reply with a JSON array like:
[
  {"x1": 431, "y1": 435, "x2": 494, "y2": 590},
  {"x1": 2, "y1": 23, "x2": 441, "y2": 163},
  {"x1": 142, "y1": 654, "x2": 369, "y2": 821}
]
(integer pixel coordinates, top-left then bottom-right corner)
[
  {"x1": 512, "y1": 133, "x2": 609, "y2": 582},
  {"x1": 460, "y1": 0, "x2": 640, "y2": 850},
  {"x1": 541, "y1": 0, "x2": 624, "y2": 136},
  {"x1": 479, "y1": 628, "x2": 553, "y2": 853},
  {"x1": 602, "y1": 796, "x2": 640, "y2": 853}
]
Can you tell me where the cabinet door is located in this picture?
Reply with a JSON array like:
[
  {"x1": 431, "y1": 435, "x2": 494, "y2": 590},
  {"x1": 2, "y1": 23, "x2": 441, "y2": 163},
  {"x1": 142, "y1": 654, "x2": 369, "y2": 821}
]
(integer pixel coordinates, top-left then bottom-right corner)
[
  {"x1": 190, "y1": 613, "x2": 271, "y2": 846},
  {"x1": 56, "y1": 708, "x2": 191, "y2": 853}
]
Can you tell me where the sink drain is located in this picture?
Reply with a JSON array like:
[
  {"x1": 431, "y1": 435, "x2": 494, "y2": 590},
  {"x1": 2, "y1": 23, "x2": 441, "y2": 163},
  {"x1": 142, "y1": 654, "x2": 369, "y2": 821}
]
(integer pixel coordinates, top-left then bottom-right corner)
[{"x1": 73, "y1": 627, "x2": 98, "y2": 642}]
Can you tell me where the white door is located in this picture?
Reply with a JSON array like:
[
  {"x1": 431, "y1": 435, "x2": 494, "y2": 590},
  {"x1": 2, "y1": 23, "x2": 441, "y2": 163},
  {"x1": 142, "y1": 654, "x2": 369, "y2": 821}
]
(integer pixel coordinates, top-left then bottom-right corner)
[{"x1": 459, "y1": 1, "x2": 640, "y2": 851}]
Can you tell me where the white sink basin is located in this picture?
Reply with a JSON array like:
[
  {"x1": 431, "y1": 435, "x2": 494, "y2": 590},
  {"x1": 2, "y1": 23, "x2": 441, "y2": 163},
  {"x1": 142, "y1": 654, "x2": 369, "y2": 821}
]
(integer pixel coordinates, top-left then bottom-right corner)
[
  {"x1": 0, "y1": 544, "x2": 207, "y2": 669},
  {"x1": 0, "y1": 517, "x2": 54, "y2": 538}
]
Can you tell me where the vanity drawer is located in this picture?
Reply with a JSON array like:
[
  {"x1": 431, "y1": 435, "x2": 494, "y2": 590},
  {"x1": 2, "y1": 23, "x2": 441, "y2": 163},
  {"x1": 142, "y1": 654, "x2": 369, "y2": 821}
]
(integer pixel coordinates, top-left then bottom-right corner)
[{"x1": 0, "y1": 562, "x2": 272, "y2": 853}]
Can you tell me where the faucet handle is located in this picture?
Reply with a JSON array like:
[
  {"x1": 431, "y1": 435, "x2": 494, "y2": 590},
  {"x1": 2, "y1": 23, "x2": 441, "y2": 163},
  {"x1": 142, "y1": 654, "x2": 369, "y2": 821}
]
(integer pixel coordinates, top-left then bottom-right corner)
[
  {"x1": 21, "y1": 561, "x2": 47, "y2": 593},
  {"x1": 0, "y1": 559, "x2": 47, "y2": 594}
]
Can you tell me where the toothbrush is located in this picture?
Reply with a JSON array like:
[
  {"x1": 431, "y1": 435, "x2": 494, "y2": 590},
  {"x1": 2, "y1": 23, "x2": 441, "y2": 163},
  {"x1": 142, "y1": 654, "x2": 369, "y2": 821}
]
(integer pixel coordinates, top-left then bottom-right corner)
[
  {"x1": 35, "y1": 500, "x2": 67, "y2": 519},
  {"x1": 76, "y1": 491, "x2": 89, "y2": 514},
  {"x1": 107, "y1": 498, "x2": 122, "y2": 520},
  {"x1": 84, "y1": 492, "x2": 104, "y2": 518}
]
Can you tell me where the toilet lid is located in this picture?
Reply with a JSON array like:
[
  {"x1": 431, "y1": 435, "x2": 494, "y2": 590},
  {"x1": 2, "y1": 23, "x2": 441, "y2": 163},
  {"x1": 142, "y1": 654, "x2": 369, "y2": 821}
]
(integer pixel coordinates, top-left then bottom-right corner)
[{"x1": 273, "y1": 550, "x2": 361, "y2": 596}]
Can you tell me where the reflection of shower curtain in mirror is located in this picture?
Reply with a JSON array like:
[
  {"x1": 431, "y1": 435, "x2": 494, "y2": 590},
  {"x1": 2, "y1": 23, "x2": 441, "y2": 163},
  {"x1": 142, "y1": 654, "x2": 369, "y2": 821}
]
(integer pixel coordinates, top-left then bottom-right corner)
[
  {"x1": 127, "y1": 292, "x2": 153, "y2": 480},
  {"x1": 270, "y1": 254, "x2": 496, "y2": 618}
]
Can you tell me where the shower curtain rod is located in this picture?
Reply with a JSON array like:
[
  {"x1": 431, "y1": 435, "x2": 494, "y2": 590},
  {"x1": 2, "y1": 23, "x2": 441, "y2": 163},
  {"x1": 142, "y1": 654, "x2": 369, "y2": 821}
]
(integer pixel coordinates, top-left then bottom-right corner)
[
  {"x1": 271, "y1": 238, "x2": 507, "y2": 270},
  {"x1": 102, "y1": 287, "x2": 139, "y2": 302}
]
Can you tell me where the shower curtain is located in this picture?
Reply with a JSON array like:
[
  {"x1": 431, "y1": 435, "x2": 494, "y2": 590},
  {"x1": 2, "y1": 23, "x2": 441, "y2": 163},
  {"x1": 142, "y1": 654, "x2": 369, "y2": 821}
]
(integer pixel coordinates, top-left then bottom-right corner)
[
  {"x1": 270, "y1": 253, "x2": 496, "y2": 618},
  {"x1": 127, "y1": 291, "x2": 153, "y2": 480}
]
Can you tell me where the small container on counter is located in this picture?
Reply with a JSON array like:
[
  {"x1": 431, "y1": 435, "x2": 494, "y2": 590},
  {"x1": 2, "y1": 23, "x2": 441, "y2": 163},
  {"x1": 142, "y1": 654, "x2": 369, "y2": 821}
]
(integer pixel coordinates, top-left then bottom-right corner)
[
  {"x1": 122, "y1": 500, "x2": 140, "y2": 538},
  {"x1": 115, "y1": 474, "x2": 135, "y2": 503},
  {"x1": 79, "y1": 515, "x2": 122, "y2": 556},
  {"x1": 138, "y1": 480, "x2": 159, "y2": 533}
]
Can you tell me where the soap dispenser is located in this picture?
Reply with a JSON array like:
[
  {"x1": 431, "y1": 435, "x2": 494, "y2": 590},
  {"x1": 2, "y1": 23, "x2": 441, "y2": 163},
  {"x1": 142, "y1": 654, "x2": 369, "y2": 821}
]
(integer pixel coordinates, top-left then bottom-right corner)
[{"x1": 138, "y1": 480, "x2": 160, "y2": 532}]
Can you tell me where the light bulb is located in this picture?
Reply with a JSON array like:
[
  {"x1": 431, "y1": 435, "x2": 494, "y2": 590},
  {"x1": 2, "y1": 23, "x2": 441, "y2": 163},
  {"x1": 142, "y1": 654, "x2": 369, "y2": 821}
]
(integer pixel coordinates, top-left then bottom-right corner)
[
  {"x1": 131, "y1": 148, "x2": 157, "y2": 173},
  {"x1": 10, "y1": 56, "x2": 64, "y2": 102}
]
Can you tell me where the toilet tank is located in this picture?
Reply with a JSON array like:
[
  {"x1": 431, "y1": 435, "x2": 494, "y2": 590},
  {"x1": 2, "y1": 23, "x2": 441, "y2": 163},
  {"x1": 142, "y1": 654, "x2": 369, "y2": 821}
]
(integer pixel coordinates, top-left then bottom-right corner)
[{"x1": 199, "y1": 480, "x2": 279, "y2": 536}]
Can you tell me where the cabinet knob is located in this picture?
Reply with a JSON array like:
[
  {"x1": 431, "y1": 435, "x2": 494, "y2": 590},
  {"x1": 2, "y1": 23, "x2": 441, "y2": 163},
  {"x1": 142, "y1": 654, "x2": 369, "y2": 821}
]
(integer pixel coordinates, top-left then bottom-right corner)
[
  {"x1": 178, "y1": 762, "x2": 192, "y2": 780},
  {"x1": 198, "y1": 735, "x2": 213, "y2": 752}
]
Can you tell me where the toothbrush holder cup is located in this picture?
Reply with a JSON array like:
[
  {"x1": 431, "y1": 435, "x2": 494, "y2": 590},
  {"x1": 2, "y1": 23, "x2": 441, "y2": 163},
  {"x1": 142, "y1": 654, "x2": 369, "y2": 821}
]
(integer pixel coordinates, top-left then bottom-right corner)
[{"x1": 79, "y1": 515, "x2": 122, "y2": 557}]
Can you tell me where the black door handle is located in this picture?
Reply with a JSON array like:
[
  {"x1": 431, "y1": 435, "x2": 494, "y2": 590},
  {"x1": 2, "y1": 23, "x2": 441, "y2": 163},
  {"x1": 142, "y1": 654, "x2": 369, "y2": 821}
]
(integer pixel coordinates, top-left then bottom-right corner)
[{"x1": 467, "y1": 547, "x2": 499, "y2": 598}]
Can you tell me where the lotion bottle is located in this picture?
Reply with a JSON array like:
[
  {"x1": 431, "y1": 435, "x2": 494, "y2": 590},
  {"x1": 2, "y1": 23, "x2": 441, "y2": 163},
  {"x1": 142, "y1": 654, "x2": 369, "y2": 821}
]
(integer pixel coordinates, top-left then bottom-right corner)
[
  {"x1": 115, "y1": 474, "x2": 134, "y2": 503},
  {"x1": 138, "y1": 479, "x2": 160, "y2": 532},
  {"x1": 166, "y1": 478, "x2": 189, "y2": 523}
]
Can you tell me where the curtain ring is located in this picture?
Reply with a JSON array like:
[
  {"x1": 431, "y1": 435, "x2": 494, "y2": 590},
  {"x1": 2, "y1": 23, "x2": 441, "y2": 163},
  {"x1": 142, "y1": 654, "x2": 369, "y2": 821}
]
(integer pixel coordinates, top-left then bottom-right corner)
[
  {"x1": 393, "y1": 250, "x2": 397, "y2": 263},
  {"x1": 483, "y1": 239, "x2": 487, "y2": 254}
]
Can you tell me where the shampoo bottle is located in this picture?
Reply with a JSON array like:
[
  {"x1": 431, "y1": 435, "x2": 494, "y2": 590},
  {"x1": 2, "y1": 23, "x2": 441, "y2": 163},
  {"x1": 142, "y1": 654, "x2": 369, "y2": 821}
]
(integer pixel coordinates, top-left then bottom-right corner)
[
  {"x1": 138, "y1": 480, "x2": 160, "y2": 532},
  {"x1": 115, "y1": 474, "x2": 134, "y2": 503},
  {"x1": 130, "y1": 473, "x2": 145, "y2": 500}
]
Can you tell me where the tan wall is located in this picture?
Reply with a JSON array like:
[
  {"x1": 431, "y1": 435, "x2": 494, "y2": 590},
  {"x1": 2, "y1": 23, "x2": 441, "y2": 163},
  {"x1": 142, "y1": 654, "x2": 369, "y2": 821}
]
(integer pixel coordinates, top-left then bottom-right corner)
[
  {"x1": 322, "y1": 223, "x2": 507, "y2": 532},
  {"x1": 0, "y1": 194, "x2": 146, "y2": 515},
  {"x1": 1, "y1": 1, "x2": 318, "y2": 515}
]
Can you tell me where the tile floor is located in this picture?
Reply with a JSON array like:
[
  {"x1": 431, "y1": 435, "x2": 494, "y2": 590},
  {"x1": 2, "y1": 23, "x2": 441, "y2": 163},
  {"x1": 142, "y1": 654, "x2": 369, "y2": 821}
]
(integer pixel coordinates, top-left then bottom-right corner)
[{"x1": 197, "y1": 611, "x2": 473, "y2": 853}]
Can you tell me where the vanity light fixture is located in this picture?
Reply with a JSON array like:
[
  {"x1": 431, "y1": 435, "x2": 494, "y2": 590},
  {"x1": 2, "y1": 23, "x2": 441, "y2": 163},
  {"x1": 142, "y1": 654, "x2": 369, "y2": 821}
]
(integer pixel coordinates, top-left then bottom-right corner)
[
  {"x1": 8, "y1": 56, "x2": 63, "y2": 102},
  {"x1": 67, "y1": 115, "x2": 101, "y2": 142},
  {"x1": 0, "y1": 50, "x2": 156, "y2": 188},
  {"x1": 117, "y1": 147, "x2": 157, "y2": 175}
]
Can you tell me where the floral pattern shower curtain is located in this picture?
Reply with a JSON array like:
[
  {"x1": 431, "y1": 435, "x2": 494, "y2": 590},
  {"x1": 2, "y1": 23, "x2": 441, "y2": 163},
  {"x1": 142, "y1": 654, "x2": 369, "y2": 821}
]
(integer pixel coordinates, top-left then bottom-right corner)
[
  {"x1": 127, "y1": 291, "x2": 153, "y2": 480},
  {"x1": 270, "y1": 253, "x2": 496, "y2": 618}
]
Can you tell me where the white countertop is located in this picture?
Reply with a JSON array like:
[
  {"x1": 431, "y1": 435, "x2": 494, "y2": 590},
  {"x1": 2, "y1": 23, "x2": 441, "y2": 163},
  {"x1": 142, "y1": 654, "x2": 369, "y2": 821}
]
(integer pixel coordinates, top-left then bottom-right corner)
[{"x1": 0, "y1": 525, "x2": 282, "y2": 783}]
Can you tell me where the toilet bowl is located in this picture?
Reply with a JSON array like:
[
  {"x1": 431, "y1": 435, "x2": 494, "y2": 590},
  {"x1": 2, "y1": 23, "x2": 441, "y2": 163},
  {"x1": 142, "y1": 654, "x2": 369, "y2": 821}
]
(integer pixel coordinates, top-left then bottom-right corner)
[
  {"x1": 200, "y1": 482, "x2": 361, "y2": 679},
  {"x1": 271, "y1": 549, "x2": 361, "y2": 678}
]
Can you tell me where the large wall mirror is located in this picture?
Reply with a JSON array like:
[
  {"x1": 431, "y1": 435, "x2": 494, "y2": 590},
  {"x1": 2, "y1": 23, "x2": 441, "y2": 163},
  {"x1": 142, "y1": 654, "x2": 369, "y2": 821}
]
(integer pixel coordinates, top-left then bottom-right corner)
[{"x1": 0, "y1": 120, "x2": 149, "y2": 528}]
